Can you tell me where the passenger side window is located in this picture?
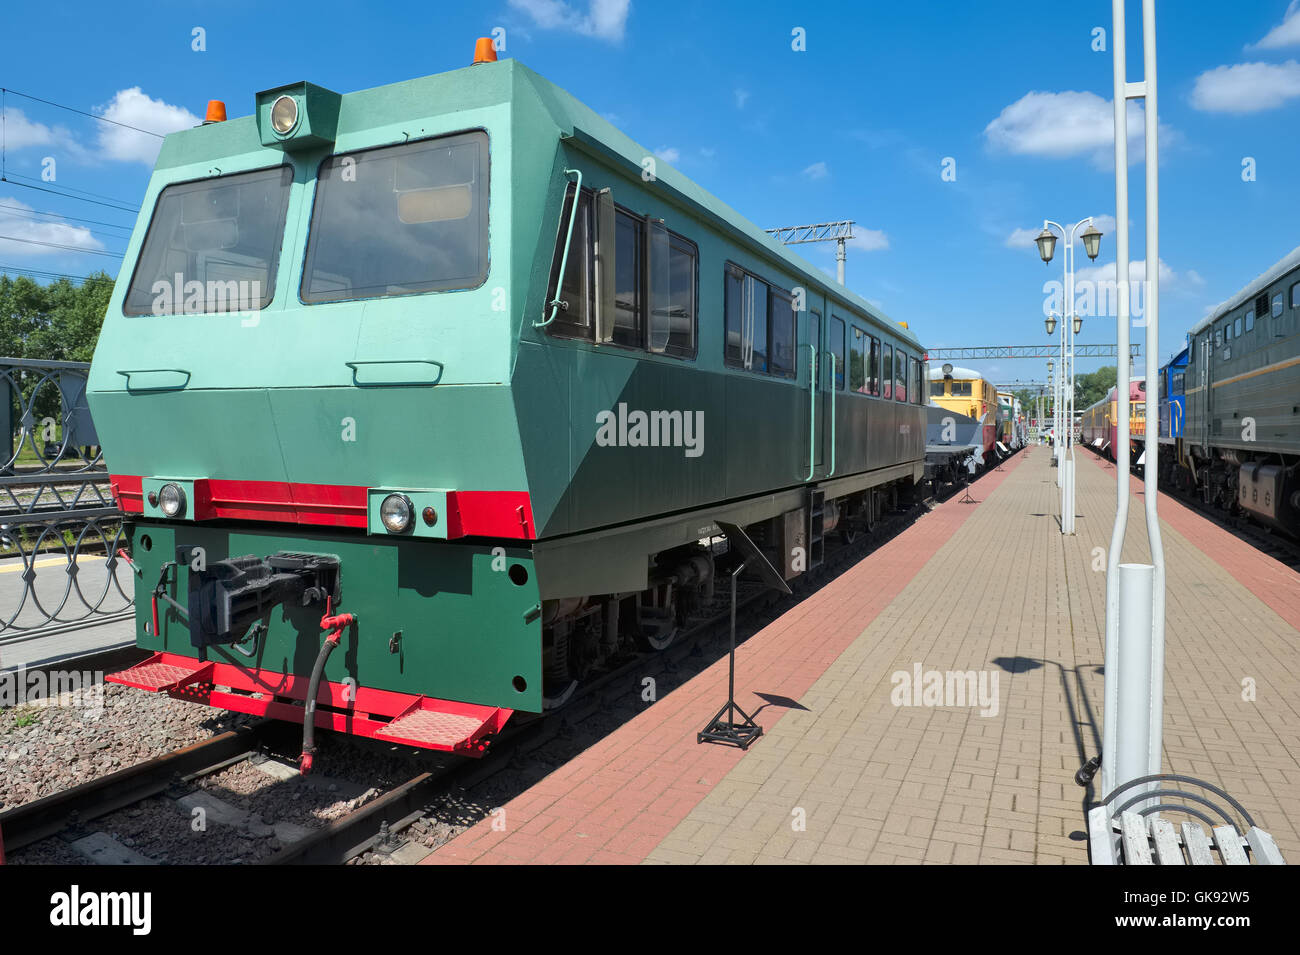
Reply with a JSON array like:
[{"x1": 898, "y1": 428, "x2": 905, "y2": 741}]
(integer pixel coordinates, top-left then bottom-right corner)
[
  {"x1": 849, "y1": 326, "x2": 866, "y2": 393},
  {"x1": 1272, "y1": 293, "x2": 1283, "y2": 319},
  {"x1": 613, "y1": 210, "x2": 642, "y2": 348},
  {"x1": 769, "y1": 289, "x2": 796, "y2": 378},
  {"x1": 830, "y1": 316, "x2": 846, "y2": 390},
  {"x1": 547, "y1": 189, "x2": 696, "y2": 359},
  {"x1": 882, "y1": 344, "x2": 893, "y2": 400},
  {"x1": 1245, "y1": 307, "x2": 1255, "y2": 332},
  {"x1": 895, "y1": 350, "x2": 908, "y2": 401},
  {"x1": 869, "y1": 336, "x2": 881, "y2": 396}
]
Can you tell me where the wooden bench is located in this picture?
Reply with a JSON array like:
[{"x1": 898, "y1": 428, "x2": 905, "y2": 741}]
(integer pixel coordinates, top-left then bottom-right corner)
[{"x1": 1087, "y1": 773, "x2": 1286, "y2": 866}]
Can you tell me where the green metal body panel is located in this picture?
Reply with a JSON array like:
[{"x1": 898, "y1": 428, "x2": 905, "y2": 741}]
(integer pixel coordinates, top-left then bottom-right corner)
[{"x1": 127, "y1": 521, "x2": 542, "y2": 713}]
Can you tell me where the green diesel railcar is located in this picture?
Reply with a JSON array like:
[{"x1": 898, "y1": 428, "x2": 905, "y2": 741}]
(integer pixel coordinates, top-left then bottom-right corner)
[{"x1": 90, "y1": 45, "x2": 927, "y2": 766}]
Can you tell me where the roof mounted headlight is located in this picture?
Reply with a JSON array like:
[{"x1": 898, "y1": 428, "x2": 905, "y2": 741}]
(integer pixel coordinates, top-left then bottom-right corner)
[
  {"x1": 270, "y1": 94, "x2": 299, "y2": 135},
  {"x1": 380, "y1": 493, "x2": 413, "y2": 534},
  {"x1": 159, "y1": 482, "x2": 187, "y2": 518}
]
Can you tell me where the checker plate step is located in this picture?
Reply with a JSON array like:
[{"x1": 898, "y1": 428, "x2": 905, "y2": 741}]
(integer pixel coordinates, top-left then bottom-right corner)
[
  {"x1": 106, "y1": 653, "x2": 212, "y2": 692},
  {"x1": 375, "y1": 699, "x2": 512, "y2": 753}
]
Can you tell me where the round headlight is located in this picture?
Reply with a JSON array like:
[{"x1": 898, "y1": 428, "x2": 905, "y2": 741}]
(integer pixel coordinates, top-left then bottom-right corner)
[
  {"x1": 270, "y1": 95, "x2": 299, "y2": 135},
  {"x1": 159, "y1": 483, "x2": 186, "y2": 518},
  {"x1": 380, "y1": 494, "x2": 413, "y2": 534}
]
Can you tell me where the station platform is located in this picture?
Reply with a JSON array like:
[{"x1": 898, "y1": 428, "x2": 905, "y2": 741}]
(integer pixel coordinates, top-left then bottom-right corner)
[{"x1": 424, "y1": 447, "x2": 1300, "y2": 865}]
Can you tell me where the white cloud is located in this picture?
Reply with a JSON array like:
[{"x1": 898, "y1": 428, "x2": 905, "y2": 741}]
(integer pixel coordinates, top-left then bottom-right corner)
[
  {"x1": 1190, "y1": 60, "x2": 1300, "y2": 112},
  {"x1": 848, "y1": 228, "x2": 889, "y2": 252},
  {"x1": 0, "y1": 107, "x2": 74, "y2": 151},
  {"x1": 0, "y1": 197, "x2": 103, "y2": 258},
  {"x1": 802, "y1": 161, "x2": 828, "y2": 180},
  {"x1": 984, "y1": 90, "x2": 1151, "y2": 167},
  {"x1": 653, "y1": 146, "x2": 680, "y2": 163},
  {"x1": 1073, "y1": 258, "x2": 1205, "y2": 294},
  {"x1": 699, "y1": 147, "x2": 716, "y2": 159},
  {"x1": 95, "y1": 88, "x2": 200, "y2": 163},
  {"x1": 734, "y1": 88, "x2": 750, "y2": 109},
  {"x1": 1250, "y1": 1, "x2": 1300, "y2": 49},
  {"x1": 508, "y1": 0, "x2": 630, "y2": 42}
]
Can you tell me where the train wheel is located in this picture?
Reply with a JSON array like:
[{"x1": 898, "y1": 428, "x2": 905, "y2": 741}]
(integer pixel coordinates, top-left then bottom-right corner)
[
  {"x1": 542, "y1": 679, "x2": 579, "y2": 711},
  {"x1": 643, "y1": 625, "x2": 679, "y2": 651}
]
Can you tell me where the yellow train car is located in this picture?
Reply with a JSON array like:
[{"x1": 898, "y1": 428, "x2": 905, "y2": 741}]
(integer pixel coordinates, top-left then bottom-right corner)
[{"x1": 929, "y1": 363, "x2": 999, "y2": 455}]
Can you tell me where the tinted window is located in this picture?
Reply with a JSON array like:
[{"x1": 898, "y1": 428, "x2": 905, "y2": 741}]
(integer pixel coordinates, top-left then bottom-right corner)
[
  {"x1": 849, "y1": 326, "x2": 866, "y2": 393},
  {"x1": 869, "y1": 336, "x2": 881, "y2": 396},
  {"x1": 830, "y1": 316, "x2": 845, "y2": 389},
  {"x1": 770, "y1": 290, "x2": 796, "y2": 377},
  {"x1": 613, "y1": 210, "x2": 642, "y2": 347},
  {"x1": 750, "y1": 280, "x2": 768, "y2": 373},
  {"x1": 124, "y1": 165, "x2": 292, "y2": 315},
  {"x1": 881, "y1": 344, "x2": 893, "y2": 400},
  {"x1": 724, "y1": 267, "x2": 745, "y2": 366},
  {"x1": 303, "y1": 131, "x2": 489, "y2": 303},
  {"x1": 896, "y1": 350, "x2": 908, "y2": 401},
  {"x1": 659, "y1": 235, "x2": 696, "y2": 358},
  {"x1": 931, "y1": 380, "x2": 945, "y2": 397}
]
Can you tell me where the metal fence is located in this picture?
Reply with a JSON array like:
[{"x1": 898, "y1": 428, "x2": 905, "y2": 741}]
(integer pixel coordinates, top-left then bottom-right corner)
[{"x1": 1, "y1": 358, "x2": 133, "y2": 644}]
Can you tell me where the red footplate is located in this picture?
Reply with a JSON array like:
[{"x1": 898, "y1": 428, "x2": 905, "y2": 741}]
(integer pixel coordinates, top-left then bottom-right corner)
[{"x1": 106, "y1": 652, "x2": 512, "y2": 756}]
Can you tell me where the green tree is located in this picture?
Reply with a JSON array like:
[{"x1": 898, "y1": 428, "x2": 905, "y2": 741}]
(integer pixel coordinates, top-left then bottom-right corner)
[
  {"x1": 1075, "y1": 365, "x2": 1117, "y2": 410},
  {"x1": 0, "y1": 271, "x2": 115, "y2": 361}
]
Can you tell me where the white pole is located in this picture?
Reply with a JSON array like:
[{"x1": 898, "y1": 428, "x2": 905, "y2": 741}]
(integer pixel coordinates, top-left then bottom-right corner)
[
  {"x1": 1141, "y1": 0, "x2": 1166, "y2": 786},
  {"x1": 1101, "y1": 0, "x2": 1164, "y2": 802},
  {"x1": 1101, "y1": 0, "x2": 1133, "y2": 800}
]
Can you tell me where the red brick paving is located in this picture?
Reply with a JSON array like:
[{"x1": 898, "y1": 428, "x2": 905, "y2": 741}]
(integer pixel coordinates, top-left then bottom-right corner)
[{"x1": 424, "y1": 454, "x2": 1027, "y2": 864}]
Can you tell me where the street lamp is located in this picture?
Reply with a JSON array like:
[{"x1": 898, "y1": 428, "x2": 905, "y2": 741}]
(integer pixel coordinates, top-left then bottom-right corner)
[
  {"x1": 1036, "y1": 228, "x2": 1057, "y2": 264},
  {"x1": 1034, "y1": 217, "x2": 1104, "y2": 534},
  {"x1": 1081, "y1": 223, "x2": 1102, "y2": 260}
]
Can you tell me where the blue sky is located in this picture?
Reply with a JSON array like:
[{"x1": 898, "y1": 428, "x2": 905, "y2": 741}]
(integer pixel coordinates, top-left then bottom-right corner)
[{"x1": 3, "y1": 0, "x2": 1299, "y2": 388}]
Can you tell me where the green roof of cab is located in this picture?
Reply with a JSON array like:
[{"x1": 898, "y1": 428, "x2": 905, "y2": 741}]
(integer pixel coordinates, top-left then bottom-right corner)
[{"x1": 149, "y1": 58, "x2": 922, "y2": 353}]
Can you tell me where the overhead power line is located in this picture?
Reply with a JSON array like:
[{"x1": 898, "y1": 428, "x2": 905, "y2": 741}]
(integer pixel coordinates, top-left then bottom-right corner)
[
  {"x1": 0, "y1": 200, "x2": 133, "y2": 234},
  {"x1": 0, "y1": 176, "x2": 139, "y2": 213},
  {"x1": 0, "y1": 233, "x2": 123, "y2": 256},
  {"x1": 1, "y1": 86, "x2": 167, "y2": 138}
]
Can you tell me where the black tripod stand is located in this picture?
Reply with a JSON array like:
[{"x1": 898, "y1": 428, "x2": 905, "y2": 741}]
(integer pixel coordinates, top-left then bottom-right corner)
[{"x1": 697, "y1": 520, "x2": 791, "y2": 750}]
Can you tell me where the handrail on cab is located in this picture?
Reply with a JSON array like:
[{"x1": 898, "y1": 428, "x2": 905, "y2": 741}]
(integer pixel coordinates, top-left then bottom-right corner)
[
  {"x1": 534, "y1": 168, "x2": 583, "y2": 329},
  {"x1": 823, "y1": 351, "x2": 836, "y2": 476},
  {"x1": 116, "y1": 368, "x2": 191, "y2": 392}
]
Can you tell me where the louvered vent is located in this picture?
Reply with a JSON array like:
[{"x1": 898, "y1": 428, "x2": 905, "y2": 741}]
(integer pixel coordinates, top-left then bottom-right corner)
[{"x1": 1255, "y1": 293, "x2": 1269, "y2": 318}]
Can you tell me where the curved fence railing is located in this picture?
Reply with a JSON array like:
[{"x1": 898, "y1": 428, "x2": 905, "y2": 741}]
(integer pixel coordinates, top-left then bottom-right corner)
[{"x1": 1, "y1": 358, "x2": 134, "y2": 643}]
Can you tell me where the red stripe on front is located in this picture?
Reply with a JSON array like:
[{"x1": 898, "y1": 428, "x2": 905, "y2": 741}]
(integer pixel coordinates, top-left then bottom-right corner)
[
  {"x1": 109, "y1": 475, "x2": 535, "y2": 539},
  {"x1": 111, "y1": 474, "x2": 144, "y2": 513}
]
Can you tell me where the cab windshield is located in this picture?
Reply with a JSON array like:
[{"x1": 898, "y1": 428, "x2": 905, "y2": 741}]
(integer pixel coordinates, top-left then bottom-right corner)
[
  {"x1": 301, "y1": 130, "x2": 489, "y2": 303},
  {"x1": 123, "y1": 165, "x2": 292, "y2": 315}
]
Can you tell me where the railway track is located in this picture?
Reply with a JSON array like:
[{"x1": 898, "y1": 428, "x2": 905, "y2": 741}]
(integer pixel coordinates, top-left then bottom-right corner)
[
  {"x1": 0, "y1": 453, "x2": 1015, "y2": 865},
  {"x1": 0, "y1": 720, "x2": 277, "y2": 856}
]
